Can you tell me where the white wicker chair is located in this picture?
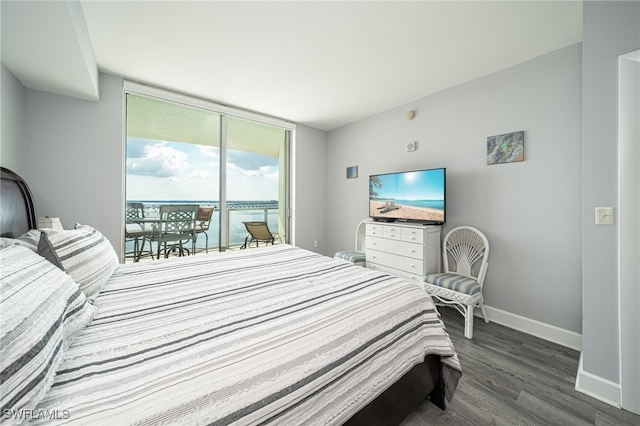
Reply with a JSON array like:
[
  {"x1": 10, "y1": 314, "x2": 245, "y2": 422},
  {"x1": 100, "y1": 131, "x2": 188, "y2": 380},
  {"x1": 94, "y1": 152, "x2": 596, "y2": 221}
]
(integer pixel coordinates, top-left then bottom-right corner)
[
  {"x1": 334, "y1": 220, "x2": 367, "y2": 266},
  {"x1": 424, "y1": 226, "x2": 489, "y2": 339}
]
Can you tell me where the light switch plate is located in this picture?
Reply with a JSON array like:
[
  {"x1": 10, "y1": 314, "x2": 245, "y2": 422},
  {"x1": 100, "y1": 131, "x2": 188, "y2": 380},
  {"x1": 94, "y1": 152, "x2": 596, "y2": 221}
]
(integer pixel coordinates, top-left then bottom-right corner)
[{"x1": 595, "y1": 207, "x2": 615, "y2": 225}]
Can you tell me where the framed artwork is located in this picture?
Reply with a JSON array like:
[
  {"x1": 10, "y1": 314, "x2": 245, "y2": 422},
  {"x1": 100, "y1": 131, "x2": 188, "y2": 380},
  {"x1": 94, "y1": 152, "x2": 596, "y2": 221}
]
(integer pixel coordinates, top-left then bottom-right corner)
[
  {"x1": 487, "y1": 131, "x2": 524, "y2": 165},
  {"x1": 346, "y1": 166, "x2": 358, "y2": 179}
]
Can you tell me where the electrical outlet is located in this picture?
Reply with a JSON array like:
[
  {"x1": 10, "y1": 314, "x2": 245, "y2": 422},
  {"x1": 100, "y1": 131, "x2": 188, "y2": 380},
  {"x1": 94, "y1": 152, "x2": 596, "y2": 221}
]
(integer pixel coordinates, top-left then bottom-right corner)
[
  {"x1": 313, "y1": 240, "x2": 319, "y2": 248},
  {"x1": 595, "y1": 207, "x2": 615, "y2": 225}
]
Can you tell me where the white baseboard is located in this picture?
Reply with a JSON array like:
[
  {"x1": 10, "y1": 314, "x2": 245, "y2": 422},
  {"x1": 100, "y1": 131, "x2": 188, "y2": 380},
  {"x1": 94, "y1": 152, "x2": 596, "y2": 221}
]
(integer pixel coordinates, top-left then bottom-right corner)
[
  {"x1": 470, "y1": 305, "x2": 621, "y2": 409},
  {"x1": 575, "y1": 353, "x2": 621, "y2": 407},
  {"x1": 478, "y1": 305, "x2": 583, "y2": 351}
]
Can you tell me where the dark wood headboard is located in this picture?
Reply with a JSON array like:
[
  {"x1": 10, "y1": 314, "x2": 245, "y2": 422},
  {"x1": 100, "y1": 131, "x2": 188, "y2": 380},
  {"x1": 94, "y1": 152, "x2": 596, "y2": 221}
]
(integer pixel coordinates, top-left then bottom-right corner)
[{"x1": 1, "y1": 167, "x2": 37, "y2": 238}]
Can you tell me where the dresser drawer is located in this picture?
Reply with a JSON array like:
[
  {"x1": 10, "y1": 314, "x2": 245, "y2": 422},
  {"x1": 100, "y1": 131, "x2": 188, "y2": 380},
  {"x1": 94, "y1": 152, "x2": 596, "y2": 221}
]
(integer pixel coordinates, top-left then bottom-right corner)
[
  {"x1": 366, "y1": 236, "x2": 424, "y2": 260},
  {"x1": 367, "y1": 223, "x2": 425, "y2": 241},
  {"x1": 367, "y1": 223, "x2": 406, "y2": 238},
  {"x1": 401, "y1": 227, "x2": 424, "y2": 244},
  {"x1": 366, "y1": 223, "x2": 384, "y2": 238},
  {"x1": 366, "y1": 249, "x2": 424, "y2": 275},
  {"x1": 382, "y1": 227, "x2": 403, "y2": 240}
]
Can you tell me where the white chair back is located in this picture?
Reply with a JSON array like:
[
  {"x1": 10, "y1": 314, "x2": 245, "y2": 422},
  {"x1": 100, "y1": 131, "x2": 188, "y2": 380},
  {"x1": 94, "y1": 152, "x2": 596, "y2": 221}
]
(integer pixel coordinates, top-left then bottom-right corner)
[
  {"x1": 443, "y1": 226, "x2": 489, "y2": 287},
  {"x1": 354, "y1": 220, "x2": 367, "y2": 252}
]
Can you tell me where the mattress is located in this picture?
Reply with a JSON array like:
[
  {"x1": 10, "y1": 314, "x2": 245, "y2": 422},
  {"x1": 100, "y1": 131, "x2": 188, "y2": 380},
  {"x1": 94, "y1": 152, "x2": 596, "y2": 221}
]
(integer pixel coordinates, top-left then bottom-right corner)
[{"x1": 31, "y1": 245, "x2": 461, "y2": 425}]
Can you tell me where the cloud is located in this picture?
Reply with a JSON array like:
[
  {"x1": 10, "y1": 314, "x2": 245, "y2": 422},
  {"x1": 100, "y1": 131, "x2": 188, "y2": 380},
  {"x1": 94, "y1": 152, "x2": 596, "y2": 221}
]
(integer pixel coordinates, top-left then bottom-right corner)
[
  {"x1": 126, "y1": 139, "x2": 189, "y2": 178},
  {"x1": 197, "y1": 145, "x2": 219, "y2": 158},
  {"x1": 244, "y1": 166, "x2": 278, "y2": 179},
  {"x1": 126, "y1": 139, "x2": 147, "y2": 159},
  {"x1": 189, "y1": 169, "x2": 212, "y2": 179}
]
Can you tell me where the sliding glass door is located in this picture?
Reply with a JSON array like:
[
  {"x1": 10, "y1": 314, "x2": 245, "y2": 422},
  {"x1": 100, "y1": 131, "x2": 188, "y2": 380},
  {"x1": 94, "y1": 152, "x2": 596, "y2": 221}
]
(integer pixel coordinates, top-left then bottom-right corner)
[
  {"x1": 225, "y1": 116, "x2": 287, "y2": 248},
  {"x1": 124, "y1": 91, "x2": 290, "y2": 260}
]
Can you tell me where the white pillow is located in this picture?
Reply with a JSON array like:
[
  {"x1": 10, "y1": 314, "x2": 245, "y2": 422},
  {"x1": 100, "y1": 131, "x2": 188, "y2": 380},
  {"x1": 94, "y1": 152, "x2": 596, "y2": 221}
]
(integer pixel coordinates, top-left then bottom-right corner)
[
  {"x1": 18, "y1": 229, "x2": 42, "y2": 250},
  {"x1": 0, "y1": 245, "x2": 97, "y2": 423},
  {"x1": 39, "y1": 224, "x2": 119, "y2": 300},
  {"x1": 0, "y1": 237, "x2": 27, "y2": 249},
  {"x1": 0, "y1": 230, "x2": 43, "y2": 252}
]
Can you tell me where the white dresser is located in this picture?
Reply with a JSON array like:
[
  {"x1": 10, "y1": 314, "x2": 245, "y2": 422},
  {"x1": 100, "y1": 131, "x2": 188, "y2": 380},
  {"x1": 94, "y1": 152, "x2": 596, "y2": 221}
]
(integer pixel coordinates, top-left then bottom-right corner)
[{"x1": 365, "y1": 221, "x2": 441, "y2": 282}]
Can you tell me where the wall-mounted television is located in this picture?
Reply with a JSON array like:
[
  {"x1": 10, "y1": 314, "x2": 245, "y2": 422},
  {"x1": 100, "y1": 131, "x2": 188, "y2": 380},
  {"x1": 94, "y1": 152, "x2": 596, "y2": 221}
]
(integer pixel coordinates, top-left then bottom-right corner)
[{"x1": 369, "y1": 167, "x2": 446, "y2": 225}]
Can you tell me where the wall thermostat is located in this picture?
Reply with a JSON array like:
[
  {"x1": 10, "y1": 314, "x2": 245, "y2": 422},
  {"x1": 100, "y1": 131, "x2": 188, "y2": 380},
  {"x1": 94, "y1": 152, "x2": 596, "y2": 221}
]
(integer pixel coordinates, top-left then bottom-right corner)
[{"x1": 406, "y1": 141, "x2": 417, "y2": 152}]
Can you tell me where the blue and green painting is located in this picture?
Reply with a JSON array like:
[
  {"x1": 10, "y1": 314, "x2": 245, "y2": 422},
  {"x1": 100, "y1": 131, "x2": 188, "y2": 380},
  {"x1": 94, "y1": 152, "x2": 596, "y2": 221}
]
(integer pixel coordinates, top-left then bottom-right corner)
[{"x1": 487, "y1": 131, "x2": 524, "y2": 165}]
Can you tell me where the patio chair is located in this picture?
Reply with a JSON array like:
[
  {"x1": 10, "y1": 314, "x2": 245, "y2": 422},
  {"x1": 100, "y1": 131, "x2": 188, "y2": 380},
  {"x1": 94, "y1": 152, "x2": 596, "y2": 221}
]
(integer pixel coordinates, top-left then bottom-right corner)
[
  {"x1": 241, "y1": 221, "x2": 275, "y2": 248},
  {"x1": 149, "y1": 204, "x2": 198, "y2": 258},
  {"x1": 194, "y1": 206, "x2": 215, "y2": 253},
  {"x1": 125, "y1": 202, "x2": 154, "y2": 262}
]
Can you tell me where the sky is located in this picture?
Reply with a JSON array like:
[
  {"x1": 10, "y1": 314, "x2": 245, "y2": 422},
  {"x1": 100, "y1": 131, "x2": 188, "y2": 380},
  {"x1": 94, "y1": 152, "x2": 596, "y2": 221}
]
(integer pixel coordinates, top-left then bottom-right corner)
[
  {"x1": 374, "y1": 168, "x2": 445, "y2": 200},
  {"x1": 126, "y1": 138, "x2": 279, "y2": 201}
]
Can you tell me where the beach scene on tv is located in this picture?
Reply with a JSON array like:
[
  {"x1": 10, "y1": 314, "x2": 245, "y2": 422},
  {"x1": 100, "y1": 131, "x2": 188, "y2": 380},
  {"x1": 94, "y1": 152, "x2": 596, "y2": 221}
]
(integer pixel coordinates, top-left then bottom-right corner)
[{"x1": 369, "y1": 169, "x2": 445, "y2": 223}]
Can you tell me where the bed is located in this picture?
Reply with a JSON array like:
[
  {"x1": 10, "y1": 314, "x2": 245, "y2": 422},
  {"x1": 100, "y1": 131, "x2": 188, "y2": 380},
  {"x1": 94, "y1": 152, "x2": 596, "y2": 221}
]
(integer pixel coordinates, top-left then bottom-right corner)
[{"x1": 0, "y1": 166, "x2": 461, "y2": 425}]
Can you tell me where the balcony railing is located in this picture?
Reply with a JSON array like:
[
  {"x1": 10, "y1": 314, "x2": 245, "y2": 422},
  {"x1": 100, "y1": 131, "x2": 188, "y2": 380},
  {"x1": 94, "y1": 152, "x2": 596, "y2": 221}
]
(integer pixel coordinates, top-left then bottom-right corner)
[{"x1": 125, "y1": 201, "x2": 279, "y2": 260}]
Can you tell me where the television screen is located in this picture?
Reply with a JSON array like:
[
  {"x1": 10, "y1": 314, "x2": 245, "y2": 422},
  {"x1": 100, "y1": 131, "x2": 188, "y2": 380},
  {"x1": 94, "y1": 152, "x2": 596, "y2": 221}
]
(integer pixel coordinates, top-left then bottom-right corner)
[{"x1": 369, "y1": 168, "x2": 446, "y2": 224}]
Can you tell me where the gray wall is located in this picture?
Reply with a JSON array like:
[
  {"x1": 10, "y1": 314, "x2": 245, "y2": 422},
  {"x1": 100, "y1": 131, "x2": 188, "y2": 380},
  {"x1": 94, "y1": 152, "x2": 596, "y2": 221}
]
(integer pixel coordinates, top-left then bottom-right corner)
[
  {"x1": 1, "y1": 71, "x2": 327, "y2": 257},
  {"x1": 292, "y1": 125, "x2": 328, "y2": 252},
  {"x1": 581, "y1": 0, "x2": 640, "y2": 383},
  {"x1": 1, "y1": 63, "x2": 24, "y2": 171},
  {"x1": 326, "y1": 44, "x2": 583, "y2": 334},
  {"x1": 22, "y1": 74, "x2": 124, "y2": 248}
]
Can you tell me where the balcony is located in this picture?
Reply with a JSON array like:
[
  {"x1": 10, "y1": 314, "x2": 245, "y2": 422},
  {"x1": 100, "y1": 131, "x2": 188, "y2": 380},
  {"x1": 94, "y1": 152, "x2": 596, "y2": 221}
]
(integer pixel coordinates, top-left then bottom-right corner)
[{"x1": 124, "y1": 200, "x2": 279, "y2": 262}]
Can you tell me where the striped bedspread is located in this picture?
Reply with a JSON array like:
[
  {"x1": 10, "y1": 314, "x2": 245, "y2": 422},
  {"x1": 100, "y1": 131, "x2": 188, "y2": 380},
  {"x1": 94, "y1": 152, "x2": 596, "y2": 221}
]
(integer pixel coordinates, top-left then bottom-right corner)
[{"x1": 32, "y1": 245, "x2": 461, "y2": 425}]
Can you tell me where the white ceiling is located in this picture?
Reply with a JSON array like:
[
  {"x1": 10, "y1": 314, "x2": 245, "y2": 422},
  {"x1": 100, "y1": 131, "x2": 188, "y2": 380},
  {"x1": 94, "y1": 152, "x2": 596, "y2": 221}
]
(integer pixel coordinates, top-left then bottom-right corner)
[{"x1": 1, "y1": 1, "x2": 583, "y2": 131}]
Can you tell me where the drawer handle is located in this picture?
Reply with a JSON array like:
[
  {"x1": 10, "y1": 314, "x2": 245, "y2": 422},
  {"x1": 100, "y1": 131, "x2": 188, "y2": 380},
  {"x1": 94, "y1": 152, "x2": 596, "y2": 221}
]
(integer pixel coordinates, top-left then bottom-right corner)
[{"x1": 410, "y1": 249, "x2": 416, "y2": 253}]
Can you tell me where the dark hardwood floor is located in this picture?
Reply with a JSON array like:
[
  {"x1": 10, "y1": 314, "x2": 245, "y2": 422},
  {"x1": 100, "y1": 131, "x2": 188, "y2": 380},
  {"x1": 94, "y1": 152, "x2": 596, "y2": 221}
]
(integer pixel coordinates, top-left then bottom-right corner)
[{"x1": 401, "y1": 307, "x2": 640, "y2": 426}]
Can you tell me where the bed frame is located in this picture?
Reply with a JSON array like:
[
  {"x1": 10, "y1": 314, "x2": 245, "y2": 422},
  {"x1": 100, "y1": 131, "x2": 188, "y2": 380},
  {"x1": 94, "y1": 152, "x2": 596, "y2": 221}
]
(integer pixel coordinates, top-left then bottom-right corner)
[
  {"x1": 1, "y1": 167, "x2": 37, "y2": 237},
  {"x1": 0, "y1": 166, "x2": 446, "y2": 425}
]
